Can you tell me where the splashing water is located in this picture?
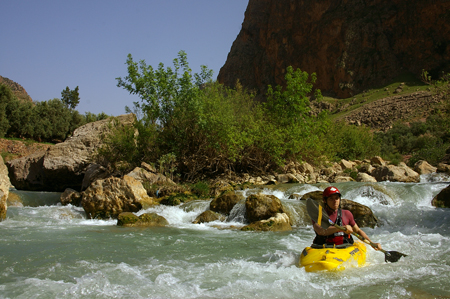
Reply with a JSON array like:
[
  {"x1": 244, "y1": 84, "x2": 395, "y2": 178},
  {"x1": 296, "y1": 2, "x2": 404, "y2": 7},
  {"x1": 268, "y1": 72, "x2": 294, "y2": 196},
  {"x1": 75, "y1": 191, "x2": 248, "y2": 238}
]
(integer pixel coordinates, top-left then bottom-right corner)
[{"x1": 1, "y1": 177, "x2": 449, "y2": 298}]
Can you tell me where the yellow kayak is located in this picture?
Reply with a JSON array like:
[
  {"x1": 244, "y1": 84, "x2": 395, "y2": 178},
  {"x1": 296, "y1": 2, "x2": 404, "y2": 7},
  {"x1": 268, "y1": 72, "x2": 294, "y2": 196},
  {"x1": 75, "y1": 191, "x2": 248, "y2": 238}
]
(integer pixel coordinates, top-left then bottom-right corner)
[{"x1": 300, "y1": 241, "x2": 367, "y2": 272}]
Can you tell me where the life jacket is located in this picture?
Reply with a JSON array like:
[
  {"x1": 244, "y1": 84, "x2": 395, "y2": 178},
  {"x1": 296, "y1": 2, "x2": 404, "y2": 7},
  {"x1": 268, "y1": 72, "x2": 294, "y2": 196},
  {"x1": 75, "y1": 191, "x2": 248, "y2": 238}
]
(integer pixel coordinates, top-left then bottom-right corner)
[{"x1": 313, "y1": 208, "x2": 354, "y2": 246}]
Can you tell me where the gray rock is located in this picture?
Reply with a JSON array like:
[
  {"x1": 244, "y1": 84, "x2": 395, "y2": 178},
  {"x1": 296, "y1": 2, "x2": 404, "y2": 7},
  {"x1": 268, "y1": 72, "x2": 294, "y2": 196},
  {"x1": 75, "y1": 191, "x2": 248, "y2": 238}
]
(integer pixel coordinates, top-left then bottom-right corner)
[
  {"x1": 81, "y1": 175, "x2": 154, "y2": 219},
  {"x1": 414, "y1": 160, "x2": 437, "y2": 175},
  {"x1": 431, "y1": 184, "x2": 450, "y2": 208},
  {"x1": 356, "y1": 172, "x2": 377, "y2": 182},
  {"x1": 60, "y1": 188, "x2": 82, "y2": 206},
  {"x1": 0, "y1": 156, "x2": 11, "y2": 221},
  {"x1": 210, "y1": 191, "x2": 245, "y2": 215},
  {"x1": 81, "y1": 164, "x2": 110, "y2": 191},
  {"x1": 126, "y1": 167, "x2": 175, "y2": 186},
  {"x1": 245, "y1": 193, "x2": 285, "y2": 223},
  {"x1": 7, "y1": 114, "x2": 135, "y2": 192},
  {"x1": 241, "y1": 213, "x2": 292, "y2": 232},
  {"x1": 193, "y1": 210, "x2": 226, "y2": 224},
  {"x1": 372, "y1": 164, "x2": 419, "y2": 182},
  {"x1": 117, "y1": 212, "x2": 168, "y2": 227}
]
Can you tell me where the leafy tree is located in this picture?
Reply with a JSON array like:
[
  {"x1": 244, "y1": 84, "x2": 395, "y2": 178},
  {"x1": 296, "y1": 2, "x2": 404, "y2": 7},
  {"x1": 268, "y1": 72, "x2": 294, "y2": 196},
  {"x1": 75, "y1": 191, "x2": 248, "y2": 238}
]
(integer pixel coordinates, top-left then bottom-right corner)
[
  {"x1": 33, "y1": 98, "x2": 71, "y2": 141},
  {"x1": 0, "y1": 84, "x2": 14, "y2": 137},
  {"x1": 328, "y1": 121, "x2": 380, "y2": 161},
  {"x1": 116, "y1": 50, "x2": 213, "y2": 127},
  {"x1": 265, "y1": 66, "x2": 322, "y2": 125},
  {"x1": 262, "y1": 66, "x2": 328, "y2": 164},
  {"x1": 61, "y1": 86, "x2": 80, "y2": 110}
]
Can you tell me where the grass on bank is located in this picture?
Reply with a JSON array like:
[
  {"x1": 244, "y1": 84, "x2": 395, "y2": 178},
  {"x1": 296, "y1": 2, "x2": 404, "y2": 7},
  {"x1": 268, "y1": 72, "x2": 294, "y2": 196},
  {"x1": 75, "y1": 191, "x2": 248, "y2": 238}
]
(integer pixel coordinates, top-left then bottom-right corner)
[{"x1": 324, "y1": 72, "x2": 430, "y2": 121}]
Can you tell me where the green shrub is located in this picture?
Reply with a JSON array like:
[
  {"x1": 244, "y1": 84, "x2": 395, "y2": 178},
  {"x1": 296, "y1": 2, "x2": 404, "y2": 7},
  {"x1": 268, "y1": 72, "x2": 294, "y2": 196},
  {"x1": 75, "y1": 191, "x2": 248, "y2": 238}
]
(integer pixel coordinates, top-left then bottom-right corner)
[
  {"x1": 95, "y1": 117, "x2": 140, "y2": 173},
  {"x1": 328, "y1": 121, "x2": 380, "y2": 161},
  {"x1": 191, "y1": 181, "x2": 210, "y2": 198},
  {"x1": 408, "y1": 140, "x2": 448, "y2": 166}
]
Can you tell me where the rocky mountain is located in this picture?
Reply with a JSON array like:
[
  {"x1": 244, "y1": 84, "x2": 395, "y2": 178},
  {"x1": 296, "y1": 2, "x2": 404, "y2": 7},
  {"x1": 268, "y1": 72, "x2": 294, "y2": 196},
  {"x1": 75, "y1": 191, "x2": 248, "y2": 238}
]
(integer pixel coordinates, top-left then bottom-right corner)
[
  {"x1": 0, "y1": 75, "x2": 33, "y2": 103},
  {"x1": 218, "y1": 0, "x2": 450, "y2": 99}
]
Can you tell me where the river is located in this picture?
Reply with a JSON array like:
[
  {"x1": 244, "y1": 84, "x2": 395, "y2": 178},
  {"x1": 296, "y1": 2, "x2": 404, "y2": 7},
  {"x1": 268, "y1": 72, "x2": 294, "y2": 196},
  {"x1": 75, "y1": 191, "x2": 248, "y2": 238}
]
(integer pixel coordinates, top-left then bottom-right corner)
[{"x1": 1, "y1": 175, "x2": 449, "y2": 299}]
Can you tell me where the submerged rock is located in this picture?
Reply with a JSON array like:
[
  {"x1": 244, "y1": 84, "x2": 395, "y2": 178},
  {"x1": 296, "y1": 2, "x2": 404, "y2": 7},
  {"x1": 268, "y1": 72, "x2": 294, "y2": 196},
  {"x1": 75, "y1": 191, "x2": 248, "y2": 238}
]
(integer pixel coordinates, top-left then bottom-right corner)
[
  {"x1": 210, "y1": 191, "x2": 244, "y2": 215},
  {"x1": 117, "y1": 212, "x2": 168, "y2": 227},
  {"x1": 60, "y1": 188, "x2": 82, "y2": 206},
  {"x1": 7, "y1": 192, "x2": 23, "y2": 207},
  {"x1": 193, "y1": 210, "x2": 226, "y2": 224},
  {"x1": 241, "y1": 213, "x2": 292, "y2": 232},
  {"x1": 431, "y1": 185, "x2": 450, "y2": 208}
]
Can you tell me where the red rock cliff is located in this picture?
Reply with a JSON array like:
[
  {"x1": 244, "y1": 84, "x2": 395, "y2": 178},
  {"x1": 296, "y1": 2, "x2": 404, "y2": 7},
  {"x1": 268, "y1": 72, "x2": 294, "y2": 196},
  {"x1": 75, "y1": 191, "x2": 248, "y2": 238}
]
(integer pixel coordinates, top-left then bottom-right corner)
[{"x1": 218, "y1": 0, "x2": 450, "y2": 98}]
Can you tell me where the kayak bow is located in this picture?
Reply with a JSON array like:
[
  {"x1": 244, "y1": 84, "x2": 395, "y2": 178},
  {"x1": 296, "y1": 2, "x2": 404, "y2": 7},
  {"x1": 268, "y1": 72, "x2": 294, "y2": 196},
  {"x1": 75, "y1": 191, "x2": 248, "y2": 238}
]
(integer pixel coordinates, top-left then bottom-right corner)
[{"x1": 300, "y1": 241, "x2": 367, "y2": 272}]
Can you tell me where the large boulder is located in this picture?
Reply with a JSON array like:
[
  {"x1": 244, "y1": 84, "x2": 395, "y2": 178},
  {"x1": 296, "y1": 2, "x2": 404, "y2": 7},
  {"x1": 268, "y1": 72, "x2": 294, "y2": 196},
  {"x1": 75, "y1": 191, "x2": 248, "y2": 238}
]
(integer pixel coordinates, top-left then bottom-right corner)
[
  {"x1": 210, "y1": 191, "x2": 245, "y2": 215},
  {"x1": 126, "y1": 166, "x2": 175, "y2": 186},
  {"x1": 431, "y1": 184, "x2": 450, "y2": 208},
  {"x1": 372, "y1": 163, "x2": 420, "y2": 183},
  {"x1": 340, "y1": 198, "x2": 378, "y2": 228},
  {"x1": 414, "y1": 160, "x2": 437, "y2": 175},
  {"x1": 356, "y1": 172, "x2": 377, "y2": 183},
  {"x1": 241, "y1": 213, "x2": 292, "y2": 232},
  {"x1": 81, "y1": 175, "x2": 154, "y2": 219},
  {"x1": 81, "y1": 164, "x2": 111, "y2": 191},
  {"x1": 7, "y1": 114, "x2": 136, "y2": 192},
  {"x1": 437, "y1": 163, "x2": 450, "y2": 174},
  {"x1": 0, "y1": 156, "x2": 11, "y2": 221},
  {"x1": 245, "y1": 193, "x2": 285, "y2": 223}
]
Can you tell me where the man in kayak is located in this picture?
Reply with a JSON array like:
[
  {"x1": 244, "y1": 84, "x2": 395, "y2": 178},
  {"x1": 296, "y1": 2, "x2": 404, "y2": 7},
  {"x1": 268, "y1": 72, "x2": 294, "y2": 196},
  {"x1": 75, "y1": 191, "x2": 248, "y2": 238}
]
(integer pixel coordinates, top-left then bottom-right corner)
[{"x1": 312, "y1": 186, "x2": 382, "y2": 250}]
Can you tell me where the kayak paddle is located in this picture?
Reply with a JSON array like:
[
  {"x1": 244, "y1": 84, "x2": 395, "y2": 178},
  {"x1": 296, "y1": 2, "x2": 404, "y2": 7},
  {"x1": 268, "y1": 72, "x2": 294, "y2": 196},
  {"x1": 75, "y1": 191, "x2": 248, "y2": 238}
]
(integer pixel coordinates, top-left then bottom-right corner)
[{"x1": 306, "y1": 198, "x2": 407, "y2": 263}]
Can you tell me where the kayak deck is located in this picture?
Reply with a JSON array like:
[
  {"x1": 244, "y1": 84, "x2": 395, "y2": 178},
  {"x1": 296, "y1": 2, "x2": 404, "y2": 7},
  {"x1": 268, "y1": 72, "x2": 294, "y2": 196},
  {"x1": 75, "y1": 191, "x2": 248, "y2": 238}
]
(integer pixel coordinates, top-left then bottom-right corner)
[{"x1": 300, "y1": 241, "x2": 367, "y2": 272}]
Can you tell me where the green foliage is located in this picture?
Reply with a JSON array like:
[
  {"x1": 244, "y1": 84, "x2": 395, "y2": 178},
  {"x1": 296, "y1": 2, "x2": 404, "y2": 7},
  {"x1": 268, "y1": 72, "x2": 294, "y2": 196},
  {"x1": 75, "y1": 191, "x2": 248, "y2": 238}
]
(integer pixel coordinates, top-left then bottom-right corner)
[
  {"x1": 96, "y1": 117, "x2": 140, "y2": 173},
  {"x1": 61, "y1": 86, "x2": 80, "y2": 110},
  {"x1": 261, "y1": 66, "x2": 329, "y2": 165},
  {"x1": 374, "y1": 70, "x2": 450, "y2": 166},
  {"x1": 328, "y1": 121, "x2": 380, "y2": 161},
  {"x1": 375, "y1": 112, "x2": 450, "y2": 166},
  {"x1": 158, "y1": 153, "x2": 177, "y2": 181},
  {"x1": 408, "y1": 139, "x2": 448, "y2": 166},
  {"x1": 160, "y1": 192, "x2": 199, "y2": 206},
  {"x1": 265, "y1": 66, "x2": 321, "y2": 125},
  {"x1": 34, "y1": 98, "x2": 72, "y2": 141},
  {"x1": 116, "y1": 50, "x2": 213, "y2": 127},
  {"x1": 112, "y1": 53, "x2": 343, "y2": 178},
  {"x1": 191, "y1": 181, "x2": 210, "y2": 198},
  {"x1": 84, "y1": 111, "x2": 109, "y2": 123},
  {"x1": 1, "y1": 82, "x2": 111, "y2": 143},
  {"x1": 108, "y1": 52, "x2": 448, "y2": 181},
  {"x1": 0, "y1": 84, "x2": 14, "y2": 137}
]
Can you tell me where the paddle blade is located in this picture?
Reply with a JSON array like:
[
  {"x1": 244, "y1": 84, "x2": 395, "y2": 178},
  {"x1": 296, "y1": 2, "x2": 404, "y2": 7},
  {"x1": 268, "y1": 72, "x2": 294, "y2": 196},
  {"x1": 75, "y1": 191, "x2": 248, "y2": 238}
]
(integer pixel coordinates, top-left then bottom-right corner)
[
  {"x1": 385, "y1": 251, "x2": 407, "y2": 263},
  {"x1": 306, "y1": 198, "x2": 331, "y2": 229}
]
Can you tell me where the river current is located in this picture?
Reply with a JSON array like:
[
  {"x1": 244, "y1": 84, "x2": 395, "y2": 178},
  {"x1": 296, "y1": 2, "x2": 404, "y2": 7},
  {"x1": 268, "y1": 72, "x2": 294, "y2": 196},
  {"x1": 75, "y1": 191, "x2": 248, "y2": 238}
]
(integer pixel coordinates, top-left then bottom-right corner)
[{"x1": 1, "y1": 176, "x2": 450, "y2": 299}]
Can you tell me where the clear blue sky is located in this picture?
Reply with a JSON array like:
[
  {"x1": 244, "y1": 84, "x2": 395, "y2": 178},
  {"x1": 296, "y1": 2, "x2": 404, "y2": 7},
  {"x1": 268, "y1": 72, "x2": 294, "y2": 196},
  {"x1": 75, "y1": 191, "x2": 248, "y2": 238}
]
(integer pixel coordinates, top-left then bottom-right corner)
[{"x1": 0, "y1": 0, "x2": 248, "y2": 116}]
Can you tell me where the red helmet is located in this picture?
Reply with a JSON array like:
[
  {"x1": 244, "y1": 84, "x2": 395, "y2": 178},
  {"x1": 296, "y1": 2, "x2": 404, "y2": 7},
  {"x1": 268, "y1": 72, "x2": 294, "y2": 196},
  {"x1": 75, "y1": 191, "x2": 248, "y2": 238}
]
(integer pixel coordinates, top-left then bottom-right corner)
[{"x1": 323, "y1": 186, "x2": 341, "y2": 199}]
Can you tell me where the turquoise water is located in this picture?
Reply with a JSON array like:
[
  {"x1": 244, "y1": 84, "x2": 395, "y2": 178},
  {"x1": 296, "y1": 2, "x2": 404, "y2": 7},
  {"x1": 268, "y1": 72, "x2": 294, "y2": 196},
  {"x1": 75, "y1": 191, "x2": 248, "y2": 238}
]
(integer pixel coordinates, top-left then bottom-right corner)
[{"x1": 1, "y1": 177, "x2": 450, "y2": 298}]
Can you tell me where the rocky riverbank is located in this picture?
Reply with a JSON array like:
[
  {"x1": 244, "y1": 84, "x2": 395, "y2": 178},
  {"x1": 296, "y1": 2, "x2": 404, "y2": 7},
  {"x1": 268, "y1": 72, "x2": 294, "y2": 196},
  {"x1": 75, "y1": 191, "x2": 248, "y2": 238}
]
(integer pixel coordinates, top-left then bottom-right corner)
[{"x1": 1, "y1": 114, "x2": 450, "y2": 227}]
